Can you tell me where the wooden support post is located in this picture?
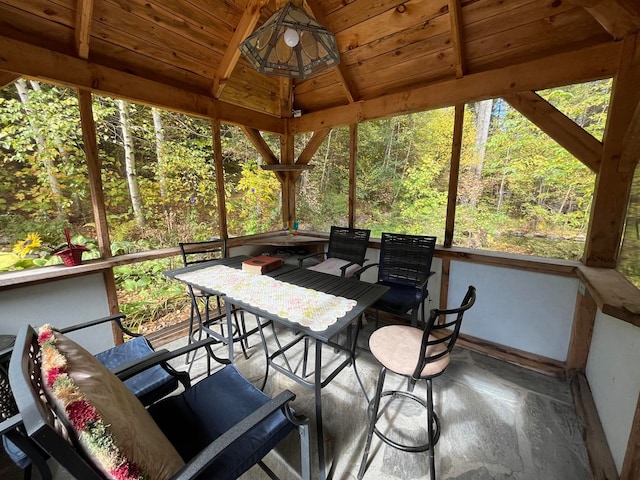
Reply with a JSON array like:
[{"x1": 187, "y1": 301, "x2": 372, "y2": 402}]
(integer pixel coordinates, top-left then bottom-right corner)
[
  {"x1": 445, "y1": 104, "x2": 464, "y2": 248},
  {"x1": 566, "y1": 283, "x2": 597, "y2": 375},
  {"x1": 77, "y1": 89, "x2": 122, "y2": 343},
  {"x1": 280, "y1": 132, "x2": 296, "y2": 227},
  {"x1": 349, "y1": 124, "x2": 357, "y2": 228},
  {"x1": 584, "y1": 34, "x2": 640, "y2": 267},
  {"x1": 211, "y1": 119, "x2": 228, "y2": 241},
  {"x1": 621, "y1": 394, "x2": 640, "y2": 479}
]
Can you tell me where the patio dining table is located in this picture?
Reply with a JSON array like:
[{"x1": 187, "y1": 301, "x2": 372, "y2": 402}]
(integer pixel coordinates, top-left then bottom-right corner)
[{"x1": 165, "y1": 255, "x2": 388, "y2": 479}]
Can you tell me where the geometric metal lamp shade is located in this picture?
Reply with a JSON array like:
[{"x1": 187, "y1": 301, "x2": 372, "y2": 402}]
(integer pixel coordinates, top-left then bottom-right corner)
[{"x1": 239, "y1": 2, "x2": 340, "y2": 80}]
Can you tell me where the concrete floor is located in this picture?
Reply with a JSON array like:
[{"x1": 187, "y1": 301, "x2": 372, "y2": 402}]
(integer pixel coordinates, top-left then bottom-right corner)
[{"x1": 1, "y1": 319, "x2": 591, "y2": 480}]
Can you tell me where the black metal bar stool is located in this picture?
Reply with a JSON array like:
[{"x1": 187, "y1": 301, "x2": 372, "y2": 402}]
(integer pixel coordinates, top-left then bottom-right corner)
[{"x1": 358, "y1": 286, "x2": 476, "y2": 480}]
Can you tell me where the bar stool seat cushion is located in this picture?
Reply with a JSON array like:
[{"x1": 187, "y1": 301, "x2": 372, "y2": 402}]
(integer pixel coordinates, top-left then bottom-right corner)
[{"x1": 369, "y1": 325, "x2": 450, "y2": 377}]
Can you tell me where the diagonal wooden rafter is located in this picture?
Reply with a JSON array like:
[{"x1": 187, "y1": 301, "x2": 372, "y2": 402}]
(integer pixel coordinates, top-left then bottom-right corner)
[
  {"x1": 448, "y1": 0, "x2": 466, "y2": 78},
  {"x1": 305, "y1": 0, "x2": 358, "y2": 103},
  {"x1": 569, "y1": 0, "x2": 640, "y2": 40},
  {"x1": 75, "y1": 0, "x2": 93, "y2": 59},
  {"x1": 212, "y1": 0, "x2": 268, "y2": 99},
  {"x1": 297, "y1": 128, "x2": 330, "y2": 166},
  {"x1": 504, "y1": 91, "x2": 603, "y2": 172},
  {"x1": 621, "y1": 100, "x2": 640, "y2": 168},
  {"x1": 240, "y1": 126, "x2": 280, "y2": 165}
]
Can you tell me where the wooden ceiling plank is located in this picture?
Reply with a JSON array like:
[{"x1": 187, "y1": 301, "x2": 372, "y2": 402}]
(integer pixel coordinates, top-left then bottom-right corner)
[
  {"x1": 0, "y1": 35, "x2": 284, "y2": 133},
  {"x1": 75, "y1": 0, "x2": 93, "y2": 59},
  {"x1": 93, "y1": 0, "x2": 227, "y2": 66},
  {"x1": 504, "y1": 91, "x2": 603, "y2": 172},
  {"x1": 289, "y1": 41, "x2": 621, "y2": 133},
  {"x1": 324, "y1": 0, "x2": 411, "y2": 33},
  {"x1": 465, "y1": 8, "x2": 609, "y2": 70},
  {"x1": 305, "y1": 0, "x2": 358, "y2": 103},
  {"x1": 334, "y1": 0, "x2": 449, "y2": 52},
  {"x1": 212, "y1": 0, "x2": 267, "y2": 98},
  {"x1": 448, "y1": 0, "x2": 465, "y2": 78},
  {"x1": 569, "y1": 0, "x2": 640, "y2": 39},
  {"x1": 101, "y1": 0, "x2": 233, "y2": 52},
  {"x1": 340, "y1": 12, "x2": 451, "y2": 67}
]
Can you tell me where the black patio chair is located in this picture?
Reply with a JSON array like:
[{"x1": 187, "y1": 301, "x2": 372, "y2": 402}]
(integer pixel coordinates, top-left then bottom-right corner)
[
  {"x1": 358, "y1": 286, "x2": 476, "y2": 480},
  {"x1": 180, "y1": 240, "x2": 250, "y2": 362},
  {"x1": 1, "y1": 361, "x2": 51, "y2": 480},
  {"x1": 298, "y1": 226, "x2": 371, "y2": 277},
  {"x1": 354, "y1": 232, "x2": 437, "y2": 328},
  {"x1": 0, "y1": 313, "x2": 188, "y2": 479},
  {"x1": 9, "y1": 324, "x2": 311, "y2": 480},
  {"x1": 61, "y1": 313, "x2": 190, "y2": 406}
]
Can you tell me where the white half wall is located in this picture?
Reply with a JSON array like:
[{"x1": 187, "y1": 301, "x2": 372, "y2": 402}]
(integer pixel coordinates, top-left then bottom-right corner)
[
  {"x1": 586, "y1": 311, "x2": 640, "y2": 473},
  {"x1": 0, "y1": 274, "x2": 114, "y2": 354},
  {"x1": 448, "y1": 261, "x2": 579, "y2": 361}
]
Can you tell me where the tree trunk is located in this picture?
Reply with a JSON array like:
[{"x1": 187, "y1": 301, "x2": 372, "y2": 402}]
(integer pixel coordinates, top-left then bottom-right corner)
[
  {"x1": 15, "y1": 78, "x2": 67, "y2": 220},
  {"x1": 469, "y1": 99, "x2": 493, "y2": 206},
  {"x1": 118, "y1": 99, "x2": 145, "y2": 227},
  {"x1": 151, "y1": 107, "x2": 167, "y2": 200}
]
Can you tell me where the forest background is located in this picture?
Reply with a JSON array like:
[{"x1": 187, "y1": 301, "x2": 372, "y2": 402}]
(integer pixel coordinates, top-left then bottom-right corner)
[{"x1": 2, "y1": 78, "x2": 638, "y2": 330}]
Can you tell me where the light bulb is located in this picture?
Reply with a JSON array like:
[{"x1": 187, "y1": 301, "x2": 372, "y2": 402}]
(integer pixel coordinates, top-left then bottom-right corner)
[{"x1": 283, "y1": 28, "x2": 300, "y2": 47}]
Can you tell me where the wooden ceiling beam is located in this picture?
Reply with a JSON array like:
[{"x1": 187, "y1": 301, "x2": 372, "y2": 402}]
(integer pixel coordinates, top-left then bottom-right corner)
[
  {"x1": 75, "y1": 0, "x2": 93, "y2": 59},
  {"x1": 569, "y1": 0, "x2": 640, "y2": 39},
  {"x1": 212, "y1": 0, "x2": 267, "y2": 98},
  {"x1": 289, "y1": 41, "x2": 622, "y2": 134},
  {"x1": 305, "y1": 0, "x2": 358, "y2": 103},
  {"x1": 504, "y1": 91, "x2": 603, "y2": 173},
  {"x1": 0, "y1": 35, "x2": 284, "y2": 134},
  {"x1": 448, "y1": 0, "x2": 466, "y2": 78},
  {"x1": 0, "y1": 71, "x2": 18, "y2": 88}
]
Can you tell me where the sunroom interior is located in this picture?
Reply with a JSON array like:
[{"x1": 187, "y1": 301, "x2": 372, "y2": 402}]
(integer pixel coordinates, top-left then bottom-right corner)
[{"x1": 0, "y1": 0, "x2": 639, "y2": 478}]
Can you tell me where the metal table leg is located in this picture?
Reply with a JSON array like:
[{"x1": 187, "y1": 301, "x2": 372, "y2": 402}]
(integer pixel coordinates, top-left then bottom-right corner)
[{"x1": 315, "y1": 338, "x2": 326, "y2": 480}]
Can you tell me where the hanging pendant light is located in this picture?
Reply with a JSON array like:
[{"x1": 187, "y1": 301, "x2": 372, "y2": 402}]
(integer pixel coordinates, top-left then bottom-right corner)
[{"x1": 239, "y1": 3, "x2": 340, "y2": 80}]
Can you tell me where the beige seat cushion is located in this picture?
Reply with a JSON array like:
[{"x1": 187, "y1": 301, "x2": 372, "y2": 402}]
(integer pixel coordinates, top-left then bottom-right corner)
[
  {"x1": 307, "y1": 257, "x2": 361, "y2": 278},
  {"x1": 369, "y1": 325, "x2": 450, "y2": 378},
  {"x1": 38, "y1": 325, "x2": 185, "y2": 480}
]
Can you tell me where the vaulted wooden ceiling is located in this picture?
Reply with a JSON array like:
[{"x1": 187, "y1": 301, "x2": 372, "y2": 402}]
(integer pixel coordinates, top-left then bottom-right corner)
[{"x1": 0, "y1": 0, "x2": 638, "y2": 135}]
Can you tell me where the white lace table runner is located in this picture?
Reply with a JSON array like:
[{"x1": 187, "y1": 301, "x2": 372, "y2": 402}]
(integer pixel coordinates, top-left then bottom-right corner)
[{"x1": 176, "y1": 265, "x2": 357, "y2": 331}]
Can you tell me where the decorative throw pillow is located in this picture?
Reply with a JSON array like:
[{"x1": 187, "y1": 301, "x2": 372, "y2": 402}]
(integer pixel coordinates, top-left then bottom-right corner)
[{"x1": 38, "y1": 324, "x2": 185, "y2": 480}]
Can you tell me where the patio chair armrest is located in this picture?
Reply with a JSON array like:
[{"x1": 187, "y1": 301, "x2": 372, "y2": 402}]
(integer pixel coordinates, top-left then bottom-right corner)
[
  {"x1": 171, "y1": 390, "x2": 302, "y2": 480},
  {"x1": 351, "y1": 262, "x2": 379, "y2": 279},
  {"x1": 115, "y1": 338, "x2": 227, "y2": 381},
  {"x1": 59, "y1": 313, "x2": 138, "y2": 338},
  {"x1": 298, "y1": 251, "x2": 328, "y2": 267},
  {"x1": 0, "y1": 413, "x2": 22, "y2": 435}
]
